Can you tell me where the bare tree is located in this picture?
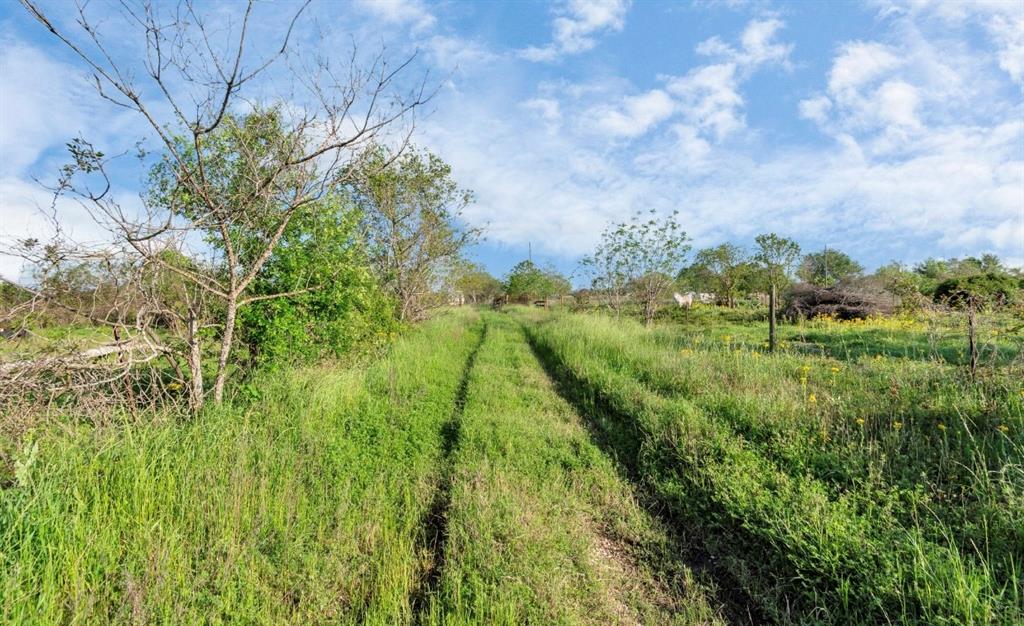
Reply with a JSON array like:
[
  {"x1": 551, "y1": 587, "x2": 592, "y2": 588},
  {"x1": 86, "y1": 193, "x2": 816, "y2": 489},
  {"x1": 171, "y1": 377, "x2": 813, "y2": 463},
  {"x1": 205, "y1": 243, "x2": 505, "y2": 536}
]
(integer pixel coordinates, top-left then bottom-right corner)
[{"x1": 7, "y1": 0, "x2": 427, "y2": 409}]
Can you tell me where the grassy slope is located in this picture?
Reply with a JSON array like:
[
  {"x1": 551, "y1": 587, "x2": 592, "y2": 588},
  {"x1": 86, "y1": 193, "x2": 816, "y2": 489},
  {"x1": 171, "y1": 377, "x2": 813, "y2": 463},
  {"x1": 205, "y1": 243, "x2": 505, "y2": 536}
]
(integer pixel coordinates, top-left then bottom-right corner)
[
  {"x1": 1, "y1": 309, "x2": 483, "y2": 625},
  {"x1": 424, "y1": 312, "x2": 725, "y2": 625}
]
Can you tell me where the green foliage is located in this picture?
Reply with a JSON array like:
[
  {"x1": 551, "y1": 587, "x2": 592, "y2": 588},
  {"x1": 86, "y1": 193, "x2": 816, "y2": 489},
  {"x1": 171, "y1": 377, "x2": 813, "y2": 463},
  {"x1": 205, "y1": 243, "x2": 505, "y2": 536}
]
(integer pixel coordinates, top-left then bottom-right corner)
[
  {"x1": 504, "y1": 260, "x2": 570, "y2": 302},
  {"x1": 353, "y1": 145, "x2": 480, "y2": 321},
  {"x1": 914, "y1": 254, "x2": 1017, "y2": 295},
  {"x1": 147, "y1": 108, "x2": 307, "y2": 265},
  {"x1": 583, "y1": 210, "x2": 690, "y2": 324},
  {"x1": 753, "y1": 232, "x2": 801, "y2": 288},
  {"x1": 934, "y1": 271, "x2": 1020, "y2": 309},
  {"x1": 451, "y1": 262, "x2": 503, "y2": 304},
  {"x1": 797, "y1": 248, "x2": 863, "y2": 286},
  {"x1": 237, "y1": 197, "x2": 396, "y2": 366},
  {"x1": 689, "y1": 243, "x2": 750, "y2": 306}
]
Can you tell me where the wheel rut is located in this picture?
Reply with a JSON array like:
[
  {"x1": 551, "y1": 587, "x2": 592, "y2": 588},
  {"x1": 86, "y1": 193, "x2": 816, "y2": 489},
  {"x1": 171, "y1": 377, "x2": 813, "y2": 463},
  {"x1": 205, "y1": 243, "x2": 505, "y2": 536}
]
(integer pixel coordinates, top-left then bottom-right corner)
[
  {"x1": 409, "y1": 320, "x2": 487, "y2": 623},
  {"x1": 522, "y1": 323, "x2": 769, "y2": 626}
]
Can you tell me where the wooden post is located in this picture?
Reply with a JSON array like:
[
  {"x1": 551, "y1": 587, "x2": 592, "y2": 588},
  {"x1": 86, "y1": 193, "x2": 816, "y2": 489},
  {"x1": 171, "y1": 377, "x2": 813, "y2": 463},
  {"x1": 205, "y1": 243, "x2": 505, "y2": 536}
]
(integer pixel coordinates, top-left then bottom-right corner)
[
  {"x1": 967, "y1": 303, "x2": 978, "y2": 380},
  {"x1": 769, "y1": 284, "x2": 777, "y2": 353}
]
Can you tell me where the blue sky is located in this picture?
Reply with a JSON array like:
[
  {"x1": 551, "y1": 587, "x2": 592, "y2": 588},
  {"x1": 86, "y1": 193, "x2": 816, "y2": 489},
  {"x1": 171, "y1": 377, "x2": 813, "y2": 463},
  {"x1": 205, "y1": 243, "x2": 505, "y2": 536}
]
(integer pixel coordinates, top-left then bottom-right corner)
[{"x1": 1, "y1": 0, "x2": 1022, "y2": 283}]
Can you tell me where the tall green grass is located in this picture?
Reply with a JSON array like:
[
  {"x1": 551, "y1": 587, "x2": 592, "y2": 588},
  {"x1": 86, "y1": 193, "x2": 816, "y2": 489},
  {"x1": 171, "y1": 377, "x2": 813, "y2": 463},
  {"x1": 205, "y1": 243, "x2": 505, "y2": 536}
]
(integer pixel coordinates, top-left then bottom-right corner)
[
  {"x1": 530, "y1": 311, "x2": 1024, "y2": 582},
  {"x1": 519, "y1": 308, "x2": 1021, "y2": 625},
  {"x1": 423, "y1": 312, "x2": 725, "y2": 625},
  {"x1": 0, "y1": 309, "x2": 482, "y2": 625}
]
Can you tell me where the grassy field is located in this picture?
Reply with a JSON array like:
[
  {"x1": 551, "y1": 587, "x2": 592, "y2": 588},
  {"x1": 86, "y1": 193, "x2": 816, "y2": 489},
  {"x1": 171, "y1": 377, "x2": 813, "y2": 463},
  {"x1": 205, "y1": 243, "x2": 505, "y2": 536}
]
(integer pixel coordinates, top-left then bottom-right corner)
[
  {"x1": 519, "y1": 306, "x2": 1023, "y2": 624},
  {"x1": 2, "y1": 305, "x2": 1021, "y2": 624}
]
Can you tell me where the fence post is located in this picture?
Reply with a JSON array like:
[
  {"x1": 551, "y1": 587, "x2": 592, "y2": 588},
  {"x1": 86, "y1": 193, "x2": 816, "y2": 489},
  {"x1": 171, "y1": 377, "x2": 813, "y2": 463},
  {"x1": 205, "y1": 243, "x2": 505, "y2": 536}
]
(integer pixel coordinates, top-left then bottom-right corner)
[
  {"x1": 769, "y1": 284, "x2": 777, "y2": 353},
  {"x1": 967, "y1": 304, "x2": 978, "y2": 380}
]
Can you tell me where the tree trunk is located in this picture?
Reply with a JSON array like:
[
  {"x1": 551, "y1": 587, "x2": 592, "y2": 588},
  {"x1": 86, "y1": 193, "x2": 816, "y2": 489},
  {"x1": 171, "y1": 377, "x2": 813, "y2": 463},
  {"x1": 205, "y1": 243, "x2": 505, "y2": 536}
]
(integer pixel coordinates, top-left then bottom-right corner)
[
  {"x1": 212, "y1": 296, "x2": 237, "y2": 404},
  {"x1": 769, "y1": 284, "x2": 777, "y2": 353},
  {"x1": 187, "y1": 310, "x2": 205, "y2": 411}
]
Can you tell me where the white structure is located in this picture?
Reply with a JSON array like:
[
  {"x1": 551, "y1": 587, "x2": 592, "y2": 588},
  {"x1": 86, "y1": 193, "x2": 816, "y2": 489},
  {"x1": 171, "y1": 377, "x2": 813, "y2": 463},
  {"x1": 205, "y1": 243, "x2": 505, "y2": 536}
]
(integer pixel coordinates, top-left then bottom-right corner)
[{"x1": 673, "y1": 292, "x2": 694, "y2": 308}]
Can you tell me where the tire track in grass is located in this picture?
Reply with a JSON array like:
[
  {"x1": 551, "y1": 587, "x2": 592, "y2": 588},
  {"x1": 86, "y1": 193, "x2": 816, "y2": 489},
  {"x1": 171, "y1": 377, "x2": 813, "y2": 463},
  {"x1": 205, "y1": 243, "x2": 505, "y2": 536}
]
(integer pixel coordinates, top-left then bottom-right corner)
[
  {"x1": 409, "y1": 320, "x2": 488, "y2": 622},
  {"x1": 522, "y1": 323, "x2": 769, "y2": 626},
  {"x1": 425, "y1": 313, "x2": 727, "y2": 624}
]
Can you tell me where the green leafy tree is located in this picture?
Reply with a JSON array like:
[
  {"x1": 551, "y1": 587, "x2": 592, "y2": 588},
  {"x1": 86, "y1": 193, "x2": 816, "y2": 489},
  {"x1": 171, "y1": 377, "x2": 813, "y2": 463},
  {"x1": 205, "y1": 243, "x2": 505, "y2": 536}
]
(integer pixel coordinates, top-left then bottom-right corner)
[
  {"x1": 505, "y1": 260, "x2": 569, "y2": 303},
  {"x1": 754, "y1": 233, "x2": 802, "y2": 290},
  {"x1": 692, "y1": 243, "x2": 749, "y2": 307},
  {"x1": 797, "y1": 249, "x2": 863, "y2": 286},
  {"x1": 19, "y1": 0, "x2": 423, "y2": 409},
  {"x1": 934, "y1": 273, "x2": 1019, "y2": 309},
  {"x1": 452, "y1": 262, "x2": 503, "y2": 304},
  {"x1": 354, "y1": 146, "x2": 481, "y2": 322},
  {"x1": 914, "y1": 255, "x2": 1018, "y2": 295},
  {"x1": 754, "y1": 233, "x2": 801, "y2": 351},
  {"x1": 874, "y1": 262, "x2": 925, "y2": 311},
  {"x1": 585, "y1": 211, "x2": 690, "y2": 325}
]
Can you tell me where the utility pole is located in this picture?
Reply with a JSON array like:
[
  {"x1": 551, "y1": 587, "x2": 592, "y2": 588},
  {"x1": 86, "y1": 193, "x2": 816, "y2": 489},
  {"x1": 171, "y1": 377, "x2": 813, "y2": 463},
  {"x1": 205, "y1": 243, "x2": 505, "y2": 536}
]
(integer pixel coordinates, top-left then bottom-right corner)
[
  {"x1": 528, "y1": 242, "x2": 532, "y2": 263},
  {"x1": 824, "y1": 243, "x2": 829, "y2": 287}
]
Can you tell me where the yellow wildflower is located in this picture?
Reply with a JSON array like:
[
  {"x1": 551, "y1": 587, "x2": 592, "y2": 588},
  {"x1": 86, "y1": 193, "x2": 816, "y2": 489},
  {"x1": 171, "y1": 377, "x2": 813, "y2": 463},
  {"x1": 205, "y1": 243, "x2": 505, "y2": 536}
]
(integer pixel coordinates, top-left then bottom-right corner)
[
  {"x1": 855, "y1": 418, "x2": 865, "y2": 426},
  {"x1": 808, "y1": 393, "x2": 817, "y2": 404},
  {"x1": 937, "y1": 423, "x2": 947, "y2": 432},
  {"x1": 830, "y1": 366, "x2": 840, "y2": 374},
  {"x1": 997, "y1": 424, "x2": 1009, "y2": 434},
  {"x1": 167, "y1": 382, "x2": 183, "y2": 391},
  {"x1": 893, "y1": 421, "x2": 903, "y2": 430}
]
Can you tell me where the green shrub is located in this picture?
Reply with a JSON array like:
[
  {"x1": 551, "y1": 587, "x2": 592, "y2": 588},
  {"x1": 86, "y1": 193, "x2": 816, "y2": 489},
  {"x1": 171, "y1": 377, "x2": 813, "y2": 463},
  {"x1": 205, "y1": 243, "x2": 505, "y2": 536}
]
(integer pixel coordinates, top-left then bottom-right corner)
[{"x1": 934, "y1": 272, "x2": 1020, "y2": 308}]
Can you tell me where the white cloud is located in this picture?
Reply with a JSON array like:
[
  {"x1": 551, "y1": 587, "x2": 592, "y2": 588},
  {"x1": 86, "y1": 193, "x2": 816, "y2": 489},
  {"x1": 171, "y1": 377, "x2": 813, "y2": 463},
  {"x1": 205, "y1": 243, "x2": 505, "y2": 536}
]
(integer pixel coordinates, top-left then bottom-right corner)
[
  {"x1": 666, "y1": 63, "x2": 744, "y2": 140},
  {"x1": 799, "y1": 95, "x2": 832, "y2": 124},
  {"x1": 828, "y1": 41, "x2": 901, "y2": 96},
  {"x1": 870, "y1": 0, "x2": 1024, "y2": 86},
  {"x1": 0, "y1": 39, "x2": 90, "y2": 177},
  {"x1": 353, "y1": 0, "x2": 436, "y2": 32},
  {"x1": 697, "y1": 18, "x2": 793, "y2": 67},
  {"x1": 875, "y1": 80, "x2": 921, "y2": 130},
  {"x1": 591, "y1": 89, "x2": 675, "y2": 138},
  {"x1": 662, "y1": 18, "x2": 791, "y2": 141},
  {"x1": 986, "y1": 12, "x2": 1024, "y2": 84},
  {"x1": 739, "y1": 18, "x2": 792, "y2": 65},
  {"x1": 523, "y1": 98, "x2": 562, "y2": 123},
  {"x1": 520, "y1": 0, "x2": 630, "y2": 62},
  {"x1": 426, "y1": 35, "x2": 499, "y2": 71}
]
